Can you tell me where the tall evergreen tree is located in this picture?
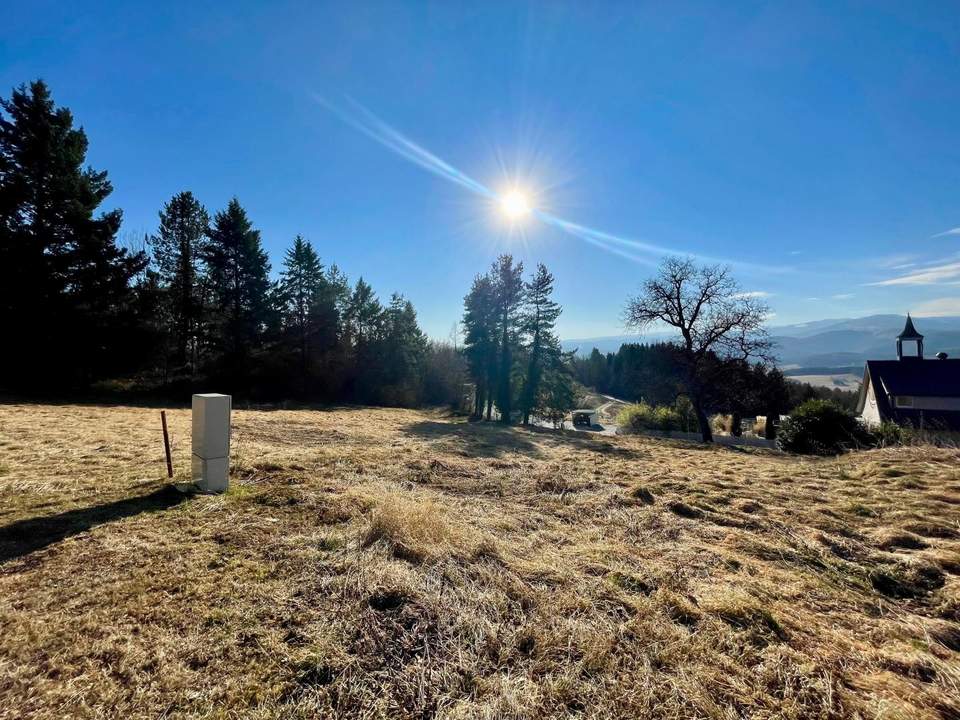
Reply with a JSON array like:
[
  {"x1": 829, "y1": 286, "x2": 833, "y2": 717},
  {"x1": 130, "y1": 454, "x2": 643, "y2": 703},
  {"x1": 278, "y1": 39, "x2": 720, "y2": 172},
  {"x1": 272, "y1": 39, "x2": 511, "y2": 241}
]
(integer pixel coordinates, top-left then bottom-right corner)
[
  {"x1": 462, "y1": 274, "x2": 498, "y2": 419},
  {"x1": 345, "y1": 278, "x2": 383, "y2": 350},
  {"x1": 204, "y1": 198, "x2": 271, "y2": 383},
  {"x1": 0, "y1": 80, "x2": 147, "y2": 386},
  {"x1": 278, "y1": 235, "x2": 326, "y2": 390},
  {"x1": 535, "y1": 349, "x2": 577, "y2": 429},
  {"x1": 381, "y1": 293, "x2": 428, "y2": 405},
  {"x1": 149, "y1": 191, "x2": 209, "y2": 373},
  {"x1": 519, "y1": 263, "x2": 562, "y2": 425},
  {"x1": 491, "y1": 255, "x2": 524, "y2": 423},
  {"x1": 343, "y1": 278, "x2": 383, "y2": 398}
]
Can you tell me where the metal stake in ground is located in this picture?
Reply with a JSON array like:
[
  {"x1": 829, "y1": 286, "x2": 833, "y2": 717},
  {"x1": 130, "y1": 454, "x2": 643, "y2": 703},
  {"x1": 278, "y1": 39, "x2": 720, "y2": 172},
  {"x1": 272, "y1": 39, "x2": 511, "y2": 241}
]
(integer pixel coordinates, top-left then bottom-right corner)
[{"x1": 160, "y1": 410, "x2": 173, "y2": 479}]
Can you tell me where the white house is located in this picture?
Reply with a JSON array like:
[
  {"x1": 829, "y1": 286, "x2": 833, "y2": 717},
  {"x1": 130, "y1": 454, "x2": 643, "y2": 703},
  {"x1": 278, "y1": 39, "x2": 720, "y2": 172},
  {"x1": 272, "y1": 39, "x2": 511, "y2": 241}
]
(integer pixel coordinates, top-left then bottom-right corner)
[{"x1": 857, "y1": 315, "x2": 960, "y2": 432}]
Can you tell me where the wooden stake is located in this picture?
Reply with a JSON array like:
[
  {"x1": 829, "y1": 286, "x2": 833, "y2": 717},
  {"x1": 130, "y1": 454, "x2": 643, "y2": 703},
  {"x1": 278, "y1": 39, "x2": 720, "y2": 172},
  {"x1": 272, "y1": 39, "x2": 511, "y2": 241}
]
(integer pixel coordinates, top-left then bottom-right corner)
[{"x1": 161, "y1": 410, "x2": 173, "y2": 479}]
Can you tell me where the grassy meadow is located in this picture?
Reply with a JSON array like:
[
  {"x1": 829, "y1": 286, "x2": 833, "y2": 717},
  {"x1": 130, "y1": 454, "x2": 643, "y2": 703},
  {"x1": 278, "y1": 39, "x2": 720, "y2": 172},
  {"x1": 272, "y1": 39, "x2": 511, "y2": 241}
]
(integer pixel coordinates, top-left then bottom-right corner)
[{"x1": 0, "y1": 402, "x2": 958, "y2": 719}]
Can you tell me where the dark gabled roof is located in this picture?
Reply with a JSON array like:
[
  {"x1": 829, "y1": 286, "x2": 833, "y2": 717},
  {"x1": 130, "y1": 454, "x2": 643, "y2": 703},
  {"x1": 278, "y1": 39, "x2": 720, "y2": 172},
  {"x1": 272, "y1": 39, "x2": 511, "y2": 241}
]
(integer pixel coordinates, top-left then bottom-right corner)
[
  {"x1": 897, "y1": 314, "x2": 924, "y2": 340},
  {"x1": 865, "y1": 359, "x2": 960, "y2": 397},
  {"x1": 859, "y1": 358, "x2": 960, "y2": 431}
]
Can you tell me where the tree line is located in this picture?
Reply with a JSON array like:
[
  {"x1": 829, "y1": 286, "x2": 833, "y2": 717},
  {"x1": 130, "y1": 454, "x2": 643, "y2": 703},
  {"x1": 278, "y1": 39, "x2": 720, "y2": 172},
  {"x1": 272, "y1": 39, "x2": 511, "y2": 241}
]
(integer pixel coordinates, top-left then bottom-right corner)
[{"x1": 0, "y1": 80, "x2": 464, "y2": 405}]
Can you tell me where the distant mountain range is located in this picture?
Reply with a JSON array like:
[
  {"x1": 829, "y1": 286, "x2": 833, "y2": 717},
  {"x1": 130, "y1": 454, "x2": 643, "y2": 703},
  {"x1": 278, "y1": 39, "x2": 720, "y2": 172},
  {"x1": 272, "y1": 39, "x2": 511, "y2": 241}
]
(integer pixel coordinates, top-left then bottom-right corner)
[{"x1": 562, "y1": 314, "x2": 960, "y2": 369}]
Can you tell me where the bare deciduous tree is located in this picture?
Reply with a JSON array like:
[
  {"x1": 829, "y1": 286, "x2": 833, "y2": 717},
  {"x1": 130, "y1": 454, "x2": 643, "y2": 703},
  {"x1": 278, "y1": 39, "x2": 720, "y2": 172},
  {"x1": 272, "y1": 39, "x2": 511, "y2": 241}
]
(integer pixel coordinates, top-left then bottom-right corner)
[{"x1": 624, "y1": 257, "x2": 773, "y2": 442}]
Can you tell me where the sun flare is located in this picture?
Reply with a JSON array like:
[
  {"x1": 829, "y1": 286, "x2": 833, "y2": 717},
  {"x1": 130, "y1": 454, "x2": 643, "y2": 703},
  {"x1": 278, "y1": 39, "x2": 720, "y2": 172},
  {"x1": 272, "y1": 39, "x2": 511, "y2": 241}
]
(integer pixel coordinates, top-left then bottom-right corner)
[{"x1": 499, "y1": 189, "x2": 532, "y2": 221}]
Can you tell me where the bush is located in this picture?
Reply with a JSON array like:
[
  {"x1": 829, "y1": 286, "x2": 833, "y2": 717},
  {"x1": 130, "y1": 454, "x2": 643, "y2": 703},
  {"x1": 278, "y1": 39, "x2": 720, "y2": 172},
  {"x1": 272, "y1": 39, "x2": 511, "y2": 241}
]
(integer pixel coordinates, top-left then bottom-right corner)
[
  {"x1": 654, "y1": 405, "x2": 680, "y2": 431},
  {"x1": 617, "y1": 402, "x2": 682, "y2": 433},
  {"x1": 617, "y1": 402, "x2": 656, "y2": 430},
  {"x1": 674, "y1": 396, "x2": 699, "y2": 433},
  {"x1": 711, "y1": 414, "x2": 734, "y2": 433},
  {"x1": 777, "y1": 400, "x2": 875, "y2": 455}
]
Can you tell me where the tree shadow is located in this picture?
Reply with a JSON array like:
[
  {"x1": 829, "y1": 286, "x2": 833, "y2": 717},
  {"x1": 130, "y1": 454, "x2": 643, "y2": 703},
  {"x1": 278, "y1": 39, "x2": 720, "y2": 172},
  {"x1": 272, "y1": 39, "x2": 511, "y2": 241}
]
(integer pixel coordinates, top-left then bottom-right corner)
[
  {"x1": 403, "y1": 419, "x2": 650, "y2": 461},
  {"x1": 0, "y1": 485, "x2": 189, "y2": 564},
  {"x1": 521, "y1": 424, "x2": 651, "y2": 460},
  {"x1": 404, "y1": 420, "x2": 547, "y2": 459}
]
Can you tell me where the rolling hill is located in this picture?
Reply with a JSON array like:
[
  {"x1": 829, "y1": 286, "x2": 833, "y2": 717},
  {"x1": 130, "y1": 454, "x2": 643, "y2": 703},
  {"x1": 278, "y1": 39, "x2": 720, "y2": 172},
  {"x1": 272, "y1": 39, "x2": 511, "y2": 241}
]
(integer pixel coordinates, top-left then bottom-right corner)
[{"x1": 562, "y1": 314, "x2": 960, "y2": 369}]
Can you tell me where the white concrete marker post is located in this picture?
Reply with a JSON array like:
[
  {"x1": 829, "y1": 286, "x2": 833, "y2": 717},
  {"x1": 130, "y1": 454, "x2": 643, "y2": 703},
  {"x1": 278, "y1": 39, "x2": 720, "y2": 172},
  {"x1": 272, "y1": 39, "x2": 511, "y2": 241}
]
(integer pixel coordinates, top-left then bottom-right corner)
[{"x1": 192, "y1": 393, "x2": 232, "y2": 493}]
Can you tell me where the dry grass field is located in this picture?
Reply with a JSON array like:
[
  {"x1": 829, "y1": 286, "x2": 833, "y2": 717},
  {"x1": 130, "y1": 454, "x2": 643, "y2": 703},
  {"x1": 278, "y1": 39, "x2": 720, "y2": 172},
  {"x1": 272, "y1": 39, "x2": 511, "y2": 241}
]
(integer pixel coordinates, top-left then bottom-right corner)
[{"x1": 0, "y1": 402, "x2": 958, "y2": 719}]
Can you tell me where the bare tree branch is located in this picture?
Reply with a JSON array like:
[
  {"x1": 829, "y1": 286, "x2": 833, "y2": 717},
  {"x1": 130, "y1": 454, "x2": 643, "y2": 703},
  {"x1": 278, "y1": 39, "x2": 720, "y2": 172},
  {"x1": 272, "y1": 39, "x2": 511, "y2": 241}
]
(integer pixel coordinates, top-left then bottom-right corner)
[{"x1": 623, "y1": 256, "x2": 774, "y2": 441}]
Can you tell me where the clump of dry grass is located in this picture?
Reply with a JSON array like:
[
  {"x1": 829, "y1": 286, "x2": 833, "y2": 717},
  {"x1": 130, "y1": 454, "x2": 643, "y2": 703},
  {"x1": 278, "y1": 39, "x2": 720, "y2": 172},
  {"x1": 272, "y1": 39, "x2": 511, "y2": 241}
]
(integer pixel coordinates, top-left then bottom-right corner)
[
  {"x1": 0, "y1": 402, "x2": 958, "y2": 719},
  {"x1": 360, "y1": 489, "x2": 484, "y2": 563},
  {"x1": 869, "y1": 559, "x2": 945, "y2": 598},
  {"x1": 666, "y1": 498, "x2": 703, "y2": 518},
  {"x1": 875, "y1": 528, "x2": 930, "y2": 550},
  {"x1": 628, "y1": 484, "x2": 655, "y2": 504}
]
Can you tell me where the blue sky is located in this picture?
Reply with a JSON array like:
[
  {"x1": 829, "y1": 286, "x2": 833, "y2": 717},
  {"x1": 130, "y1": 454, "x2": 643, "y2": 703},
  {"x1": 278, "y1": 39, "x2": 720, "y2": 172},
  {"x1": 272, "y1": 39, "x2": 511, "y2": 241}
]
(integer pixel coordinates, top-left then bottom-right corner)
[{"x1": 3, "y1": 1, "x2": 960, "y2": 339}]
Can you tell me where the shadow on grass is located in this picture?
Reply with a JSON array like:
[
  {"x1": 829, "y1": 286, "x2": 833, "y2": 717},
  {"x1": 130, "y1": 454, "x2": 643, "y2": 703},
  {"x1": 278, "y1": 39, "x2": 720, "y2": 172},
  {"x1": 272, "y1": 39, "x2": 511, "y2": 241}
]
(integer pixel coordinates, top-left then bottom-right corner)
[
  {"x1": 0, "y1": 485, "x2": 188, "y2": 564},
  {"x1": 404, "y1": 419, "x2": 649, "y2": 460},
  {"x1": 404, "y1": 420, "x2": 546, "y2": 459}
]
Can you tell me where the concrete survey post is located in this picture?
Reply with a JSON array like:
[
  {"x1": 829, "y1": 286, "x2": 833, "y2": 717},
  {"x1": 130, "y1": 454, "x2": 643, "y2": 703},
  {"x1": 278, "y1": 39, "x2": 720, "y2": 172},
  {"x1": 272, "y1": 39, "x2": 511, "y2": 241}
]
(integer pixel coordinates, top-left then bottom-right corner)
[{"x1": 192, "y1": 393, "x2": 231, "y2": 493}]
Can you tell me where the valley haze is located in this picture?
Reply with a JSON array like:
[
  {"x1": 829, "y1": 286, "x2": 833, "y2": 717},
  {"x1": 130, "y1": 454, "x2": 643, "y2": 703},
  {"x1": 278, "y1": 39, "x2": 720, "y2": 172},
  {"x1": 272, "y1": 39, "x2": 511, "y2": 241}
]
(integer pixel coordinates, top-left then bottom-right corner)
[{"x1": 563, "y1": 313, "x2": 960, "y2": 369}]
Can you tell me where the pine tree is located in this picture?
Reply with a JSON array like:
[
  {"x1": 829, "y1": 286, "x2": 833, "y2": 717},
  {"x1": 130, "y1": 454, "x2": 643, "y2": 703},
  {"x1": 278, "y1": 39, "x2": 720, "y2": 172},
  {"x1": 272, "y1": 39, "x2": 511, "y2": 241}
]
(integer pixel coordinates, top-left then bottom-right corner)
[
  {"x1": 381, "y1": 293, "x2": 427, "y2": 405},
  {"x1": 149, "y1": 191, "x2": 209, "y2": 372},
  {"x1": 491, "y1": 255, "x2": 524, "y2": 423},
  {"x1": 536, "y1": 347, "x2": 576, "y2": 429},
  {"x1": 519, "y1": 263, "x2": 562, "y2": 425},
  {"x1": 204, "y1": 198, "x2": 271, "y2": 383},
  {"x1": 462, "y1": 274, "x2": 498, "y2": 419},
  {"x1": 0, "y1": 80, "x2": 147, "y2": 385},
  {"x1": 343, "y1": 278, "x2": 383, "y2": 398},
  {"x1": 345, "y1": 278, "x2": 383, "y2": 350},
  {"x1": 278, "y1": 235, "x2": 325, "y2": 390}
]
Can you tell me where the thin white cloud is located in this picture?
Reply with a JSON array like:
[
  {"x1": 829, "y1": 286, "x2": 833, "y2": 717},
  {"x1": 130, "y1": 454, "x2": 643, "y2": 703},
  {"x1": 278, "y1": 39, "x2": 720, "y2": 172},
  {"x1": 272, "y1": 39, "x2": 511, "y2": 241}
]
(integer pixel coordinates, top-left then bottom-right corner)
[
  {"x1": 872, "y1": 253, "x2": 918, "y2": 269},
  {"x1": 913, "y1": 297, "x2": 960, "y2": 317},
  {"x1": 869, "y1": 261, "x2": 960, "y2": 286},
  {"x1": 831, "y1": 293, "x2": 854, "y2": 300},
  {"x1": 733, "y1": 290, "x2": 772, "y2": 299},
  {"x1": 932, "y1": 227, "x2": 960, "y2": 238}
]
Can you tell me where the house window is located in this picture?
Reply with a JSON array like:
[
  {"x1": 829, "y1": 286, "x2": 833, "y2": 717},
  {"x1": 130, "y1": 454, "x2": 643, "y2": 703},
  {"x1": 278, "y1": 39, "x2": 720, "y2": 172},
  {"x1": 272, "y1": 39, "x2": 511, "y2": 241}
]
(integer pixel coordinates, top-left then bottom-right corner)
[{"x1": 895, "y1": 396, "x2": 913, "y2": 408}]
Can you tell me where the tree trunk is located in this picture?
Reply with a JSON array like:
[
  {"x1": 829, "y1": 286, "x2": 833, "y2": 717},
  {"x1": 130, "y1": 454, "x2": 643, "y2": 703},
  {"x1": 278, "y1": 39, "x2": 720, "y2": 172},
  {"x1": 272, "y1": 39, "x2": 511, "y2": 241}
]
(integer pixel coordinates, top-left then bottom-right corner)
[
  {"x1": 764, "y1": 411, "x2": 777, "y2": 440},
  {"x1": 694, "y1": 403, "x2": 713, "y2": 443},
  {"x1": 731, "y1": 411, "x2": 742, "y2": 437}
]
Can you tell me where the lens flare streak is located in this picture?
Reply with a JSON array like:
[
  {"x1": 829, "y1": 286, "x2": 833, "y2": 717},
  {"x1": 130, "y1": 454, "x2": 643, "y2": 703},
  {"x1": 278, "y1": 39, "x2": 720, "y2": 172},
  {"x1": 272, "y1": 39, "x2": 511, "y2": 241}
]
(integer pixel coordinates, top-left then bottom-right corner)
[{"x1": 315, "y1": 94, "x2": 777, "y2": 271}]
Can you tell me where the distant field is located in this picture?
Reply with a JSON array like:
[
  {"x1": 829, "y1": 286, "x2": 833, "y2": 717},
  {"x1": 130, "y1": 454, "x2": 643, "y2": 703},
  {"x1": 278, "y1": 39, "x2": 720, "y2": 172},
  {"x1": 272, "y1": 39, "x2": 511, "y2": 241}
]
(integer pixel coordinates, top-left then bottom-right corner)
[
  {"x1": 1, "y1": 403, "x2": 959, "y2": 719},
  {"x1": 788, "y1": 373, "x2": 863, "y2": 390}
]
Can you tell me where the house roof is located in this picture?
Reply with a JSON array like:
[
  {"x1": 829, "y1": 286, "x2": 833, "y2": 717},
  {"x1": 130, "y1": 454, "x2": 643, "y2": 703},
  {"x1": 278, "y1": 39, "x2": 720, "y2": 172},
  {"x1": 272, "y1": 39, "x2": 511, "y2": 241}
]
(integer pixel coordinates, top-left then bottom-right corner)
[
  {"x1": 865, "y1": 358, "x2": 960, "y2": 398},
  {"x1": 897, "y1": 314, "x2": 924, "y2": 340},
  {"x1": 858, "y1": 358, "x2": 960, "y2": 431}
]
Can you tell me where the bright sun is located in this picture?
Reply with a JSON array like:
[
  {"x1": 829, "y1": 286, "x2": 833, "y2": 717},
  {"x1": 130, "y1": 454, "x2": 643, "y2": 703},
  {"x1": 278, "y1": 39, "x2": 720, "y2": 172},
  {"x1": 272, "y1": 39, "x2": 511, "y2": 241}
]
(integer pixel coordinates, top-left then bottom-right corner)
[{"x1": 499, "y1": 189, "x2": 532, "y2": 221}]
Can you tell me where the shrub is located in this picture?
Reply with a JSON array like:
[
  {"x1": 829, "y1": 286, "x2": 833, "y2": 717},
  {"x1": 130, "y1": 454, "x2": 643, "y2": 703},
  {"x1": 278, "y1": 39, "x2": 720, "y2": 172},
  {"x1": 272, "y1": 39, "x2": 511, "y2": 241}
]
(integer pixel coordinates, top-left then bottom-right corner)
[
  {"x1": 777, "y1": 400, "x2": 875, "y2": 455},
  {"x1": 674, "y1": 396, "x2": 699, "y2": 433},
  {"x1": 617, "y1": 402, "x2": 657, "y2": 430},
  {"x1": 873, "y1": 421, "x2": 921, "y2": 447},
  {"x1": 617, "y1": 402, "x2": 682, "y2": 433},
  {"x1": 711, "y1": 414, "x2": 734, "y2": 433},
  {"x1": 654, "y1": 405, "x2": 680, "y2": 431}
]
